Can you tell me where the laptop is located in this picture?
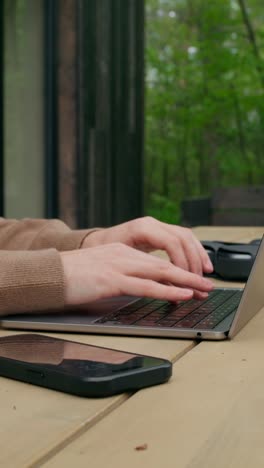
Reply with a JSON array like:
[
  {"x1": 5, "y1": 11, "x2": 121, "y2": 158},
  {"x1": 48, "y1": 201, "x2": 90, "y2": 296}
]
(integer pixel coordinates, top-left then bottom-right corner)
[{"x1": 1, "y1": 236, "x2": 264, "y2": 341}]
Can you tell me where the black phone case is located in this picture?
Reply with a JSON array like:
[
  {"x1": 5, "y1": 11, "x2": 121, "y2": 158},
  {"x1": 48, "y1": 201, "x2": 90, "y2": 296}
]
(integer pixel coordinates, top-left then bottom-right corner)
[{"x1": 0, "y1": 344, "x2": 172, "y2": 397}]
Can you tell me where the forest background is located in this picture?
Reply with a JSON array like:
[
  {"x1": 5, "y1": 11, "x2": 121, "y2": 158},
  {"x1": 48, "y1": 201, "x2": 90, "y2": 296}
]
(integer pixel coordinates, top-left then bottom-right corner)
[{"x1": 145, "y1": 0, "x2": 264, "y2": 223}]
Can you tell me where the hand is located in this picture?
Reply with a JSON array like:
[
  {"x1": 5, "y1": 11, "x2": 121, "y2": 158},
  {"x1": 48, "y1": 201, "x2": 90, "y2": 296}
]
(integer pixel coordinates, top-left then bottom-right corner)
[
  {"x1": 82, "y1": 217, "x2": 213, "y2": 276},
  {"x1": 61, "y1": 243, "x2": 214, "y2": 307}
]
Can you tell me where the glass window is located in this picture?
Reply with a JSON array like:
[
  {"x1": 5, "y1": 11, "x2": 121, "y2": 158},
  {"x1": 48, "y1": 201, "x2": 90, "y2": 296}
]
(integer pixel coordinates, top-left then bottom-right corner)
[
  {"x1": 4, "y1": 0, "x2": 45, "y2": 218},
  {"x1": 145, "y1": 0, "x2": 264, "y2": 223}
]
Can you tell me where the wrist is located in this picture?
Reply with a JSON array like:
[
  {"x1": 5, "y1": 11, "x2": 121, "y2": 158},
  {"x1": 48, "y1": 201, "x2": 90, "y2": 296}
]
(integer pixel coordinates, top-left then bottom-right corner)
[
  {"x1": 60, "y1": 251, "x2": 80, "y2": 306},
  {"x1": 81, "y1": 229, "x2": 105, "y2": 248}
]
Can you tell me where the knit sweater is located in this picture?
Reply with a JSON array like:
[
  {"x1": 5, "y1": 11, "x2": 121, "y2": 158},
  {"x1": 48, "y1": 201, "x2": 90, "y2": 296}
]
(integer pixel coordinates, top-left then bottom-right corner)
[{"x1": 0, "y1": 217, "x2": 98, "y2": 316}]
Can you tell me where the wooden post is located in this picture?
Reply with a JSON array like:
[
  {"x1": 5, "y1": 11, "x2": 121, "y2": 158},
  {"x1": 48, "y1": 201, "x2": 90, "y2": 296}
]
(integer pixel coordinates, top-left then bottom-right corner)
[{"x1": 56, "y1": 0, "x2": 145, "y2": 228}]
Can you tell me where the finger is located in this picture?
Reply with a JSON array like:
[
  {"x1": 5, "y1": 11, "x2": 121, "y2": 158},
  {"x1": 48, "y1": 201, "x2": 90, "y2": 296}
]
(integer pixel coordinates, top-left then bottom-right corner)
[
  {"x1": 169, "y1": 225, "x2": 213, "y2": 274},
  {"x1": 193, "y1": 290, "x2": 210, "y2": 300},
  {"x1": 125, "y1": 255, "x2": 214, "y2": 293},
  {"x1": 135, "y1": 222, "x2": 203, "y2": 274},
  {"x1": 106, "y1": 243, "x2": 214, "y2": 293},
  {"x1": 193, "y1": 237, "x2": 214, "y2": 273},
  {"x1": 160, "y1": 223, "x2": 213, "y2": 274},
  {"x1": 119, "y1": 276, "x2": 195, "y2": 302},
  {"x1": 165, "y1": 227, "x2": 204, "y2": 275},
  {"x1": 169, "y1": 236, "x2": 203, "y2": 276},
  {"x1": 158, "y1": 265, "x2": 214, "y2": 292},
  {"x1": 134, "y1": 218, "x2": 212, "y2": 274},
  {"x1": 135, "y1": 228, "x2": 190, "y2": 271},
  {"x1": 161, "y1": 283, "x2": 209, "y2": 301}
]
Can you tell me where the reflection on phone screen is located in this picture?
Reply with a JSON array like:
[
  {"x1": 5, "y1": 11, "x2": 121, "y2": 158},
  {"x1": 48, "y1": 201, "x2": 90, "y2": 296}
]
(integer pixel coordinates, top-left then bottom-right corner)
[{"x1": 0, "y1": 334, "x2": 144, "y2": 377}]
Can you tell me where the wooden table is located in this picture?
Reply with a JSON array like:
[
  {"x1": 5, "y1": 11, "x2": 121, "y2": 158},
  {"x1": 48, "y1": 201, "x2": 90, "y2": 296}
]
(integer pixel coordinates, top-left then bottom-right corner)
[{"x1": 1, "y1": 227, "x2": 264, "y2": 468}]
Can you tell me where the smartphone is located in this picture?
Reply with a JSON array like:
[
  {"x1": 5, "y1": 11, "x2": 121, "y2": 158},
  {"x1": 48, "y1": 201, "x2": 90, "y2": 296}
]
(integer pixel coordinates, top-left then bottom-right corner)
[{"x1": 0, "y1": 334, "x2": 172, "y2": 397}]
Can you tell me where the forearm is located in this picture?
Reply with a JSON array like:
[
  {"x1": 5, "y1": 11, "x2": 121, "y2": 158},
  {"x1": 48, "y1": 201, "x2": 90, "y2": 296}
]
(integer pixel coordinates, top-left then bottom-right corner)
[{"x1": 0, "y1": 217, "x2": 99, "y2": 251}]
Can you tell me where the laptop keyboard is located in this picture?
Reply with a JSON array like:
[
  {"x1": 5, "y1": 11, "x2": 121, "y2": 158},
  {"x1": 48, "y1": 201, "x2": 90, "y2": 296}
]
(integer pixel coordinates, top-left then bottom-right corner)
[{"x1": 95, "y1": 290, "x2": 243, "y2": 330}]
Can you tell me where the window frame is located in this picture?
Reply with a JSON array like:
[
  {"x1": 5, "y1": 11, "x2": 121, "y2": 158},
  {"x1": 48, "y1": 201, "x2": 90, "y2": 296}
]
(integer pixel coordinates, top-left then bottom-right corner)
[{"x1": 1, "y1": 0, "x2": 144, "y2": 226}]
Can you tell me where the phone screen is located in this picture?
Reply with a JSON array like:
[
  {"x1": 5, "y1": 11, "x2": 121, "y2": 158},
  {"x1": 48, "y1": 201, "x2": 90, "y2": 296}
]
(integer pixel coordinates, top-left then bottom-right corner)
[{"x1": 0, "y1": 334, "x2": 163, "y2": 378}]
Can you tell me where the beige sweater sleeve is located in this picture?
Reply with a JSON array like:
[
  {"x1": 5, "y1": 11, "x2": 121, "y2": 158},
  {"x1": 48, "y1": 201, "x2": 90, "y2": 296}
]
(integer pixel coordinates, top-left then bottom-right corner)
[{"x1": 0, "y1": 218, "x2": 100, "y2": 316}]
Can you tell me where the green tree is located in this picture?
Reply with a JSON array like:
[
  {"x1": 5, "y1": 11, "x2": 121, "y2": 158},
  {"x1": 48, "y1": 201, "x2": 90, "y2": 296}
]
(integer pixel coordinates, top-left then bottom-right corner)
[{"x1": 145, "y1": 0, "x2": 264, "y2": 223}]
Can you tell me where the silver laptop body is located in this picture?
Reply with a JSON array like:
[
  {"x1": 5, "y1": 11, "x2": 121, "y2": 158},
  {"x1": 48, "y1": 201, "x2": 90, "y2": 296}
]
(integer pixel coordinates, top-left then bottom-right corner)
[{"x1": 1, "y1": 237, "x2": 264, "y2": 340}]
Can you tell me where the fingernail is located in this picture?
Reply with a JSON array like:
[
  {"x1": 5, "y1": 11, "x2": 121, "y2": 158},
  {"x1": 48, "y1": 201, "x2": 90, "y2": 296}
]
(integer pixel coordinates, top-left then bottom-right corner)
[
  {"x1": 182, "y1": 289, "x2": 193, "y2": 297},
  {"x1": 204, "y1": 279, "x2": 214, "y2": 288},
  {"x1": 199, "y1": 292, "x2": 209, "y2": 299},
  {"x1": 206, "y1": 260, "x2": 214, "y2": 272}
]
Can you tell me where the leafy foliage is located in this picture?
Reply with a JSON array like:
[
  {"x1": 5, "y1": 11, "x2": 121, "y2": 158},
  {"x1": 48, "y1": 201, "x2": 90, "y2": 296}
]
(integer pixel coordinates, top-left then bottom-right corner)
[{"x1": 145, "y1": 0, "x2": 264, "y2": 223}]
